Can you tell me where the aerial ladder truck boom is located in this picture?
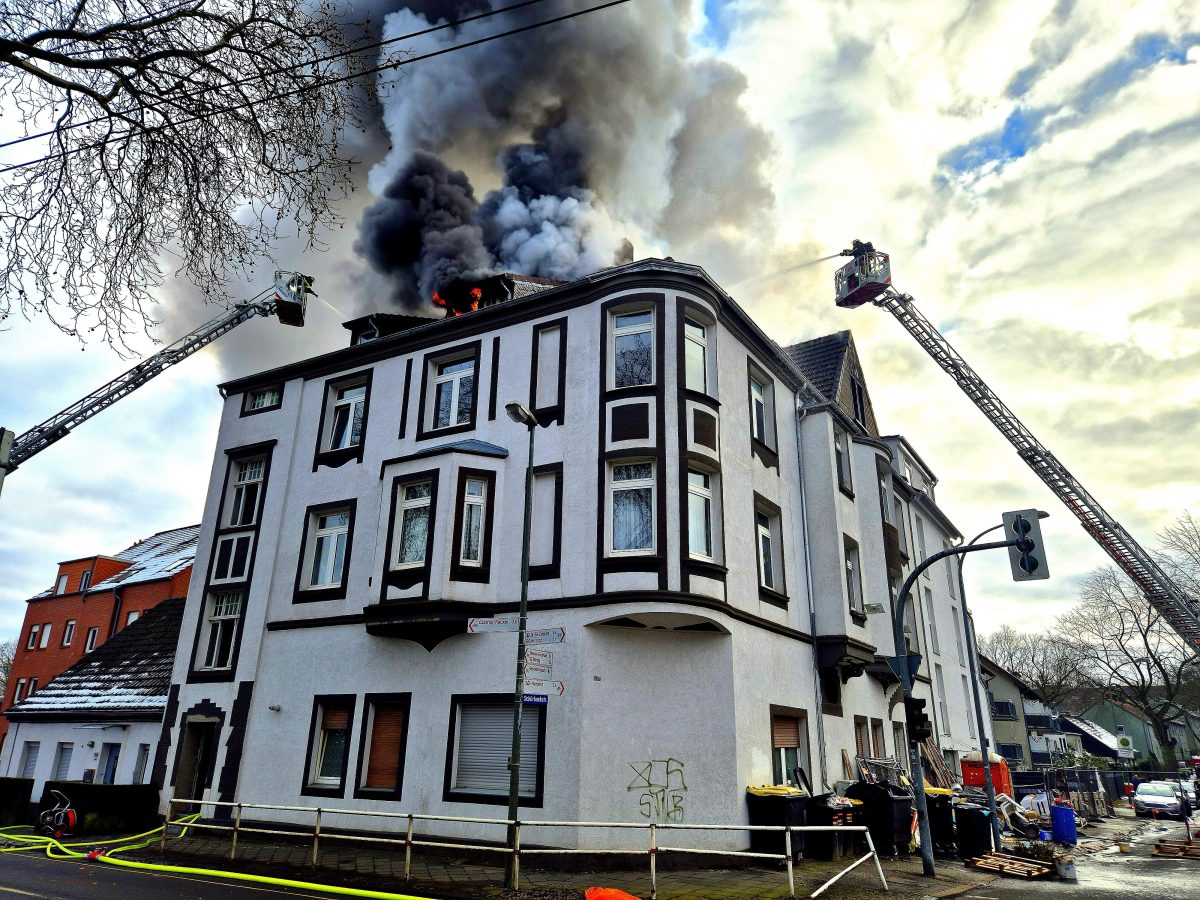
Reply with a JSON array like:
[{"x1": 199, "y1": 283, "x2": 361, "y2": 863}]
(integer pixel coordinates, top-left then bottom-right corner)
[
  {"x1": 833, "y1": 241, "x2": 1200, "y2": 647},
  {"x1": 1, "y1": 272, "x2": 313, "y2": 478}
]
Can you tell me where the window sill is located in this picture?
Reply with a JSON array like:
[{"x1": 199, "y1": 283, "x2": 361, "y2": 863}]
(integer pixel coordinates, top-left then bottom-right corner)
[
  {"x1": 685, "y1": 558, "x2": 728, "y2": 580},
  {"x1": 605, "y1": 384, "x2": 656, "y2": 400},
  {"x1": 759, "y1": 586, "x2": 789, "y2": 608},
  {"x1": 822, "y1": 703, "x2": 843, "y2": 718},
  {"x1": 750, "y1": 436, "x2": 778, "y2": 469},
  {"x1": 353, "y1": 786, "x2": 403, "y2": 801},
  {"x1": 849, "y1": 609, "x2": 868, "y2": 627},
  {"x1": 314, "y1": 445, "x2": 363, "y2": 470},
  {"x1": 599, "y1": 554, "x2": 662, "y2": 574},
  {"x1": 683, "y1": 389, "x2": 720, "y2": 411},
  {"x1": 443, "y1": 789, "x2": 542, "y2": 808},
  {"x1": 301, "y1": 783, "x2": 346, "y2": 799},
  {"x1": 186, "y1": 668, "x2": 236, "y2": 684},
  {"x1": 838, "y1": 484, "x2": 855, "y2": 501},
  {"x1": 293, "y1": 585, "x2": 348, "y2": 604}
]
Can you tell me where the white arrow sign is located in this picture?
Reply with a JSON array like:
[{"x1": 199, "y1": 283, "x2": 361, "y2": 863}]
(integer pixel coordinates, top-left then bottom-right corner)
[
  {"x1": 523, "y1": 679, "x2": 565, "y2": 696},
  {"x1": 467, "y1": 616, "x2": 520, "y2": 633},
  {"x1": 525, "y1": 627, "x2": 565, "y2": 645},
  {"x1": 524, "y1": 662, "x2": 554, "y2": 679}
]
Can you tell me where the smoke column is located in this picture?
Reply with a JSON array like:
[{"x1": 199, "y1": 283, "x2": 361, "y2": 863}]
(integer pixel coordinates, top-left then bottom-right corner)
[{"x1": 355, "y1": 0, "x2": 775, "y2": 310}]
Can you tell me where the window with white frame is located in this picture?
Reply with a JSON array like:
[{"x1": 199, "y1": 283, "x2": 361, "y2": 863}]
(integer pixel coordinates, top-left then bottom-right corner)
[
  {"x1": 952, "y1": 606, "x2": 966, "y2": 664},
  {"x1": 684, "y1": 317, "x2": 708, "y2": 393},
  {"x1": 962, "y1": 675, "x2": 976, "y2": 737},
  {"x1": 18, "y1": 742, "x2": 39, "y2": 779},
  {"x1": 79, "y1": 570, "x2": 91, "y2": 591},
  {"x1": 229, "y1": 457, "x2": 265, "y2": 526},
  {"x1": 56, "y1": 574, "x2": 68, "y2": 594},
  {"x1": 687, "y1": 470, "x2": 714, "y2": 560},
  {"x1": 201, "y1": 591, "x2": 242, "y2": 670},
  {"x1": 944, "y1": 542, "x2": 958, "y2": 596},
  {"x1": 610, "y1": 462, "x2": 654, "y2": 553},
  {"x1": 433, "y1": 357, "x2": 475, "y2": 429},
  {"x1": 395, "y1": 482, "x2": 432, "y2": 568},
  {"x1": 308, "y1": 700, "x2": 353, "y2": 788},
  {"x1": 893, "y1": 498, "x2": 908, "y2": 554},
  {"x1": 901, "y1": 579, "x2": 919, "y2": 653},
  {"x1": 756, "y1": 507, "x2": 785, "y2": 592},
  {"x1": 211, "y1": 533, "x2": 253, "y2": 584},
  {"x1": 13, "y1": 679, "x2": 26, "y2": 703},
  {"x1": 935, "y1": 664, "x2": 950, "y2": 734},
  {"x1": 771, "y1": 714, "x2": 811, "y2": 787},
  {"x1": 132, "y1": 743, "x2": 151, "y2": 784},
  {"x1": 84, "y1": 627, "x2": 98, "y2": 653},
  {"x1": 459, "y1": 477, "x2": 487, "y2": 566},
  {"x1": 25, "y1": 624, "x2": 38, "y2": 650},
  {"x1": 307, "y1": 510, "x2": 350, "y2": 588},
  {"x1": 450, "y1": 699, "x2": 542, "y2": 798},
  {"x1": 52, "y1": 742, "x2": 73, "y2": 781},
  {"x1": 27, "y1": 678, "x2": 37, "y2": 696},
  {"x1": 611, "y1": 310, "x2": 653, "y2": 388},
  {"x1": 834, "y1": 427, "x2": 853, "y2": 493},
  {"x1": 125, "y1": 610, "x2": 140, "y2": 626},
  {"x1": 38, "y1": 624, "x2": 50, "y2": 649},
  {"x1": 851, "y1": 379, "x2": 867, "y2": 425},
  {"x1": 844, "y1": 537, "x2": 864, "y2": 613},
  {"x1": 913, "y1": 513, "x2": 928, "y2": 568},
  {"x1": 329, "y1": 383, "x2": 367, "y2": 450},
  {"x1": 247, "y1": 386, "x2": 281, "y2": 410},
  {"x1": 923, "y1": 586, "x2": 940, "y2": 654}
]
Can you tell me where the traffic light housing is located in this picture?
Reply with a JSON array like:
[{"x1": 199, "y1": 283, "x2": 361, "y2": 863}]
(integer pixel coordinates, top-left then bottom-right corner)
[
  {"x1": 1002, "y1": 508, "x2": 1050, "y2": 581},
  {"x1": 904, "y1": 696, "x2": 933, "y2": 743}
]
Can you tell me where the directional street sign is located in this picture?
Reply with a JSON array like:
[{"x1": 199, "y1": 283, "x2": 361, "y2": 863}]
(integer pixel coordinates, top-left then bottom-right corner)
[
  {"x1": 525, "y1": 662, "x2": 553, "y2": 679},
  {"x1": 525, "y1": 648, "x2": 553, "y2": 668},
  {"x1": 525, "y1": 627, "x2": 565, "y2": 645},
  {"x1": 523, "y1": 679, "x2": 565, "y2": 696},
  {"x1": 467, "y1": 616, "x2": 520, "y2": 633}
]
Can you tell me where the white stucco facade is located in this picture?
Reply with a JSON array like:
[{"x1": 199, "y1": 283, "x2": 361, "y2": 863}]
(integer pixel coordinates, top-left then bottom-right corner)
[
  {"x1": 1, "y1": 719, "x2": 159, "y2": 801},
  {"x1": 156, "y1": 260, "x2": 985, "y2": 848}
]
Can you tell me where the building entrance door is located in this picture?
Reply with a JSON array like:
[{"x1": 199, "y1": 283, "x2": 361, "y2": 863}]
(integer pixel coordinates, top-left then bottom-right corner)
[
  {"x1": 99, "y1": 743, "x2": 121, "y2": 784},
  {"x1": 174, "y1": 721, "x2": 217, "y2": 801}
]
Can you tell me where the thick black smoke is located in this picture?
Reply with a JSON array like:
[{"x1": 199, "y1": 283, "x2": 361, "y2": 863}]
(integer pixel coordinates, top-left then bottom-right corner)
[{"x1": 355, "y1": 0, "x2": 775, "y2": 309}]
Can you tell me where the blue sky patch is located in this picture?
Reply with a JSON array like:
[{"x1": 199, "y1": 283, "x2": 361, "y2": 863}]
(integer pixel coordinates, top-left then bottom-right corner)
[
  {"x1": 698, "y1": 0, "x2": 736, "y2": 50},
  {"x1": 943, "y1": 107, "x2": 1045, "y2": 173}
]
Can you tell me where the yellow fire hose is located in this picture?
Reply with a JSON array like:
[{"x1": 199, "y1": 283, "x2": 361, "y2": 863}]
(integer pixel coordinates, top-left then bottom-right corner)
[{"x1": 0, "y1": 816, "x2": 435, "y2": 900}]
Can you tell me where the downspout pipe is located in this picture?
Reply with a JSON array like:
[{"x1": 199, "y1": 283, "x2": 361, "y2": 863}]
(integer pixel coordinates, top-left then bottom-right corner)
[
  {"x1": 795, "y1": 400, "x2": 829, "y2": 792},
  {"x1": 108, "y1": 586, "x2": 125, "y2": 639}
]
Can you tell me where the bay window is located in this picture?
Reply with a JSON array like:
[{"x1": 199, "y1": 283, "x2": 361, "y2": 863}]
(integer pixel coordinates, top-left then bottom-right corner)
[
  {"x1": 611, "y1": 310, "x2": 654, "y2": 388},
  {"x1": 458, "y1": 478, "x2": 487, "y2": 566},
  {"x1": 610, "y1": 462, "x2": 655, "y2": 553},
  {"x1": 687, "y1": 470, "x2": 714, "y2": 560},
  {"x1": 684, "y1": 318, "x2": 708, "y2": 393},
  {"x1": 395, "y1": 482, "x2": 432, "y2": 568}
]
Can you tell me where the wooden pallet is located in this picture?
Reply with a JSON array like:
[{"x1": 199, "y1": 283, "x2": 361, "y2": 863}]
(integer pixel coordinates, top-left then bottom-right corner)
[
  {"x1": 967, "y1": 851, "x2": 1053, "y2": 878},
  {"x1": 1153, "y1": 840, "x2": 1200, "y2": 859}
]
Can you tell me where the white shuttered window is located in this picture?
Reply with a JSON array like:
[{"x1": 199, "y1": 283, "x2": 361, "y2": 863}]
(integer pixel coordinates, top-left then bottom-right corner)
[{"x1": 452, "y1": 702, "x2": 541, "y2": 797}]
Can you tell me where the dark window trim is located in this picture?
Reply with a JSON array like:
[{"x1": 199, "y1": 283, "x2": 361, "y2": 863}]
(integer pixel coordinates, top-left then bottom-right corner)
[
  {"x1": 448, "y1": 467, "x2": 497, "y2": 584},
  {"x1": 397, "y1": 358, "x2": 413, "y2": 440},
  {"x1": 442, "y1": 692, "x2": 546, "y2": 808},
  {"x1": 313, "y1": 369, "x2": 374, "y2": 471},
  {"x1": 528, "y1": 317, "x2": 569, "y2": 426},
  {"x1": 834, "y1": 424, "x2": 855, "y2": 499},
  {"x1": 240, "y1": 384, "x2": 285, "y2": 417},
  {"x1": 487, "y1": 336, "x2": 501, "y2": 421},
  {"x1": 759, "y1": 585, "x2": 789, "y2": 608},
  {"x1": 679, "y1": 299, "x2": 718, "y2": 399},
  {"x1": 301, "y1": 693, "x2": 357, "y2": 798},
  {"x1": 415, "y1": 339, "x2": 483, "y2": 442},
  {"x1": 529, "y1": 462, "x2": 563, "y2": 581},
  {"x1": 353, "y1": 692, "x2": 412, "y2": 801},
  {"x1": 747, "y1": 358, "x2": 779, "y2": 470},
  {"x1": 380, "y1": 469, "x2": 440, "y2": 598},
  {"x1": 843, "y1": 533, "x2": 865, "y2": 621},
  {"x1": 186, "y1": 444, "x2": 274, "y2": 683},
  {"x1": 753, "y1": 492, "x2": 786, "y2": 598},
  {"x1": 293, "y1": 499, "x2": 358, "y2": 603}
]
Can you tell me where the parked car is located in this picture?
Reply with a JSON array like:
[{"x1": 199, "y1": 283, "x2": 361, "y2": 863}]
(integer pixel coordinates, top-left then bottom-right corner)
[{"x1": 1133, "y1": 782, "x2": 1191, "y2": 819}]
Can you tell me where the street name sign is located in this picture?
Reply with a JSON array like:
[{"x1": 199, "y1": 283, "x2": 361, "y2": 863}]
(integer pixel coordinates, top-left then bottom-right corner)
[
  {"x1": 522, "y1": 694, "x2": 548, "y2": 705},
  {"x1": 525, "y1": 627, "x2": 565, "y2": 645},
  {"x1": 467, "y1": 616, "x2": 520, "y2": 633},
  {"x1": 523, "y1": 679, "x2": 565, "y2": 696}
]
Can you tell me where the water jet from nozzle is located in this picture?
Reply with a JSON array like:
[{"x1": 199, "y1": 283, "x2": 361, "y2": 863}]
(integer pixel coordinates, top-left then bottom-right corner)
[{"x1": 731, "y1": 253, "x2": 843, "y2": 288}]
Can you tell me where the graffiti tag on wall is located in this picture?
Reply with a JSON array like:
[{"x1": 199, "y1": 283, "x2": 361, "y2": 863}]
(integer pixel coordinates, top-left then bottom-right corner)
[{"x1": 627, "y1": 757, "x2": 687, "y2": 822}]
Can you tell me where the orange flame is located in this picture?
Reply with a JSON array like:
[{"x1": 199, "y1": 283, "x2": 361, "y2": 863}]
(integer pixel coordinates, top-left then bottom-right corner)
[{"x1": 432, "y1": 286, "x2": 482, "y2": 316}]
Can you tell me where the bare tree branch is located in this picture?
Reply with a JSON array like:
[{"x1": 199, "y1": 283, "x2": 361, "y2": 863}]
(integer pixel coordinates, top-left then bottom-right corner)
[{"x1": 0, "y1": 0, "x2": 370, "y2": 347}]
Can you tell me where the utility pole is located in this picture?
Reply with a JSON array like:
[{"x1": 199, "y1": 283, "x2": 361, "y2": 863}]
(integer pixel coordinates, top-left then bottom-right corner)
[{"x1": 892, "y1": 514, "x2": 1048, "y2": 876}]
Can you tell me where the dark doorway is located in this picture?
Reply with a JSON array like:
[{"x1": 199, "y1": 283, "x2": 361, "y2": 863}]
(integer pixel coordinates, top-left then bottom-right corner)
[{"x1": 174, "y1": 721, "x2": 217, "y2": 801}]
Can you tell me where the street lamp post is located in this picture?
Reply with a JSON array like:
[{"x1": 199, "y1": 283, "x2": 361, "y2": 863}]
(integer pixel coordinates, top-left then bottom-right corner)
[
  {"x1": 956, "y1": 512, "x2": 1049, "y2": 852},
  {"x1": 503, "y1": 401, "x2": 538, "y2": 890}
]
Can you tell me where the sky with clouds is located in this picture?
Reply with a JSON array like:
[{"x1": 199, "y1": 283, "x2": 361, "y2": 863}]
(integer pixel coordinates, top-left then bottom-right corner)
[{"x1": 1, "y1": 0, "x2": 1198, "y2": 642}]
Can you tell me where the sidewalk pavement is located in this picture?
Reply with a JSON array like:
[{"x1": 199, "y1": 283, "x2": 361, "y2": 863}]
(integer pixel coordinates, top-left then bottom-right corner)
[{"x1": 129, "y1": 827, "x2": 1000, "y2": 900}]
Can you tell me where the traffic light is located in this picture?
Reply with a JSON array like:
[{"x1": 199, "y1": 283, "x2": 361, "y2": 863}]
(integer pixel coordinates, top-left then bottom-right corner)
[
  {"x1": 1002, "y1": 508, "x2": 1050, "y2": 581},
  {"x1": 904, "y1": 696, "x2": 933, "y2": 743}
]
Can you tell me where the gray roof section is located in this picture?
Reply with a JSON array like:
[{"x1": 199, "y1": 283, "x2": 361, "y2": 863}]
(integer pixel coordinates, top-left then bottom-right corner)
[
  {"x1": 96, "y1": 524, "x2": 199, "y2": 588},
  {"x1": 783, "y1": 331, "x2": 850, "y2": 402},
  {"x1": 6, "y1": 598, "x2": 184, "y2": 719}
]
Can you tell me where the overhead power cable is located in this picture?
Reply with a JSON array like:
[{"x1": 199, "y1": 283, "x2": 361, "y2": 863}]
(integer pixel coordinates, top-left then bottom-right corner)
[
  {"x1": 0, "y1": 0, "x2": 631, "y2": 176},
  {"x1": 0, "y1": 0, "x2": 552, "y2": 153}
]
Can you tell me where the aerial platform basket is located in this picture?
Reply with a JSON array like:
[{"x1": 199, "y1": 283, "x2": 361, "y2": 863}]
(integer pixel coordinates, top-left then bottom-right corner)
[
  {"x1": 273, "y1": 270, "x2": 313, "y2": 327},
  {"x1": 834, "y1": 249, "x2": 891, "y2": 308}
]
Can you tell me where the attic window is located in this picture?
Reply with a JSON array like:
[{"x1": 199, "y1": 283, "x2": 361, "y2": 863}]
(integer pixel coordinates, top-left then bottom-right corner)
[{"x1": 850, "y1": 378, "x2": 866, "y2": 424}]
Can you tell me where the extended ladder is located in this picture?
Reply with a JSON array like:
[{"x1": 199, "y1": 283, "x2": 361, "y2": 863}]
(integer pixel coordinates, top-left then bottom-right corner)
[{"x1": 873, "y1": 288, "x2": 1200, "y2": 646}]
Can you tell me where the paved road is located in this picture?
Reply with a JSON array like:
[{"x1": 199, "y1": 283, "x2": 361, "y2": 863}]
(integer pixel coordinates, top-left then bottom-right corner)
[
  {"x1": 0, "y1": 851, "x2": 378, "y2": 899},
  {"x1": 962, "y1": 818, "x2": 1200, "y2": 900}
]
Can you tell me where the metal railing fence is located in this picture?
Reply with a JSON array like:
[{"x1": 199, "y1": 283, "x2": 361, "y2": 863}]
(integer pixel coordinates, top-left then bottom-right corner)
[{"x1": 164, "y1": 797, "x2": 889, "y2": 899}]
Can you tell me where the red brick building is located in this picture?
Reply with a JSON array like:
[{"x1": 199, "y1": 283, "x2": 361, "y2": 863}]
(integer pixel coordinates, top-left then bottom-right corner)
[{"x1": 1, "y1": 525, "x2": 198, "y2": 751}]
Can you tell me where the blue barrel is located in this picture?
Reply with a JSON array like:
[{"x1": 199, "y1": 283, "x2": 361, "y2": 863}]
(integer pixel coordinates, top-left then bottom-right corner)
[{"x1": 1051, "y1": 804, "x2": 1077, "y2": 845}]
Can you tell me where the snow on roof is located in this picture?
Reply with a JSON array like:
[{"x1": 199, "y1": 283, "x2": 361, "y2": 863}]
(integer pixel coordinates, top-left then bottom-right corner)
[
  {"x1": 95, "y1": 524, "x2": 199, "y2": 588},
  {"x1": 1063, "y1": 715, "x2": 1125, "y2": 752},
  {"x1": 6, "y1": 598, "x2": 184, "y2": 718}
]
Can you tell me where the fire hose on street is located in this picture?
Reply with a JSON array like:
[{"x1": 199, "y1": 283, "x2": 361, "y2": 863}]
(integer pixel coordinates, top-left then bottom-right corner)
[{"x1": 0, "y1": 814, "x2": 434, "y2": 900}]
